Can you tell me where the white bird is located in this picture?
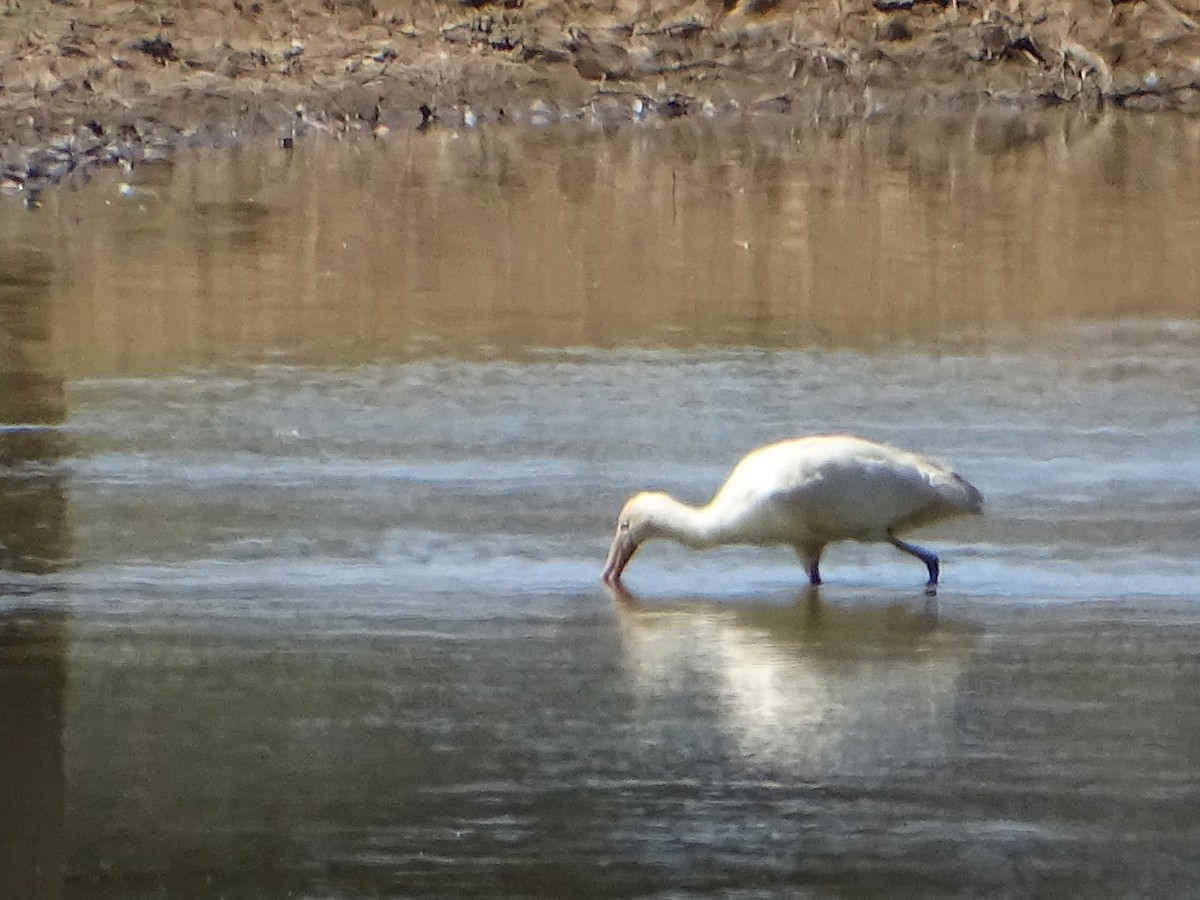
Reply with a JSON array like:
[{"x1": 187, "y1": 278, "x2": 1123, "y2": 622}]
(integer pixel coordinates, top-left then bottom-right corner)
[{"x1": 602, "y1": 434, "x2": 983, "y2": 592}]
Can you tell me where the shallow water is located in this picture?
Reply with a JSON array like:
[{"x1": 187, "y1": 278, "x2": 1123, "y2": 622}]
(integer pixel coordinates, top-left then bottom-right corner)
[{"x1": 2, "y1": 111, "x2": 1200, "y2": 898}]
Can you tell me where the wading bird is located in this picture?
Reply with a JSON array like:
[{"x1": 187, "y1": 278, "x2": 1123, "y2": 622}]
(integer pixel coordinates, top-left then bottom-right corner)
[{"x1": 602, "y1": 435, "x2": 983, "y2": 593}]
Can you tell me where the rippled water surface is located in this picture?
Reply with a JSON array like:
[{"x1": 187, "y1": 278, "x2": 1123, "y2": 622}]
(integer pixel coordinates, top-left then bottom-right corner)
[{"x1": 3, "y1": 111, "x2": 1200, "y2": 898}]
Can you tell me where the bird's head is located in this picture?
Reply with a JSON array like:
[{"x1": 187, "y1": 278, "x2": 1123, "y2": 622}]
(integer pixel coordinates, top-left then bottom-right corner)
[{"x1": 601, "y1": 491, "x2": 671, "y2": 587}]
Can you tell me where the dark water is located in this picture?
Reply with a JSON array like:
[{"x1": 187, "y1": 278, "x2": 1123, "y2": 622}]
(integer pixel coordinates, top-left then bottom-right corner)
[{"x1": 2, "y1": 111, "x2": 1200, "y2": 898}]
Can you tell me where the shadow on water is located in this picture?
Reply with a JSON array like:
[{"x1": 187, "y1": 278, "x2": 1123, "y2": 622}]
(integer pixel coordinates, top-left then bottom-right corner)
[
  {"x1": 1, "y1": 248, "x2": 69, "y2": 898},
  {"x1": 0, "y1": 608, "x2": 67, "y2": 900}
]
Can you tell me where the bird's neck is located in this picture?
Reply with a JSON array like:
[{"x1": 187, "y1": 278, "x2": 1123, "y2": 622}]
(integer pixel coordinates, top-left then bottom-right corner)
[{"x1": 647, "y1": 494, "x2": 733, "y2": 549}]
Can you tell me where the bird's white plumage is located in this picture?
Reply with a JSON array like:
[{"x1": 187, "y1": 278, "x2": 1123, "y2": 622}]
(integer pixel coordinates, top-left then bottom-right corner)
[
  {"x1": 602, "y1": 434, "x2": 983, "y2": 590},
  {"x1": 707, "y1": 435, "x2": 980, "y2": 545}
]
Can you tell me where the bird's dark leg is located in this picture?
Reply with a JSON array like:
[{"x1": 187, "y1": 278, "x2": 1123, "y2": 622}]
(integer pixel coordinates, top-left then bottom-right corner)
[
  {"x1": 796, "y1": 545, "x2": 823, "y2": 586},
  {"x1": 887, "y1": 532, "x2": 940, "y2": 593}
]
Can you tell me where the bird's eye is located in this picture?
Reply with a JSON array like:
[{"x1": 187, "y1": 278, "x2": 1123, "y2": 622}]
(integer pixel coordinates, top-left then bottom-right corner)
[{"x1": 619, "y1": 519, "x2": 631, "y2": 532}]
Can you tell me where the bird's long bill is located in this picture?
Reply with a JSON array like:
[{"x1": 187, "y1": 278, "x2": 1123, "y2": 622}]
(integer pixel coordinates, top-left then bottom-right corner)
[{"x1": 601, "y1": 528, "x2": 638, "y2": 586}]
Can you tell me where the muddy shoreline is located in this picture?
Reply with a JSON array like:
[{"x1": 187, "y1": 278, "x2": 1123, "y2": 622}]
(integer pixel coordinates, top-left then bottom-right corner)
[{"x1": 3, "y1": 0, "x2": 1199, "y2": 202}]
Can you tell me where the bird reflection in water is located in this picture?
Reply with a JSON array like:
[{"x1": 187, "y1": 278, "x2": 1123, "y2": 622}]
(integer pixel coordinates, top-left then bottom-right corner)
[{"x1": 607, "y1": 585, "x2": 974, "y2": 777}]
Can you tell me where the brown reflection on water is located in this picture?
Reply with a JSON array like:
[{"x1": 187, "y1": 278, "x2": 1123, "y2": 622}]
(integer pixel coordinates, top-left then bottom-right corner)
[
  {"x1": 0, "y1": 247, "x2": 66, "y2": 424},
  {"x1": 15, "y1": 110, "x2": 1200, "y2": 377},
  {"x1": 1, "y1": 245, "x2": 70, "y2": 575}
]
